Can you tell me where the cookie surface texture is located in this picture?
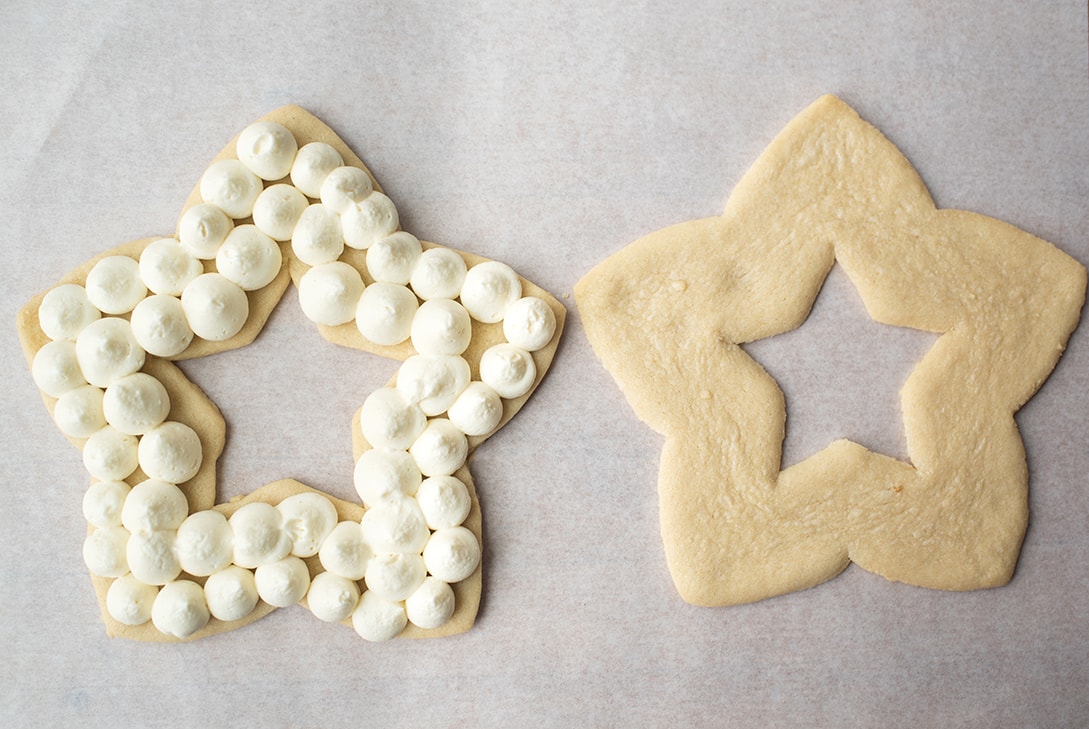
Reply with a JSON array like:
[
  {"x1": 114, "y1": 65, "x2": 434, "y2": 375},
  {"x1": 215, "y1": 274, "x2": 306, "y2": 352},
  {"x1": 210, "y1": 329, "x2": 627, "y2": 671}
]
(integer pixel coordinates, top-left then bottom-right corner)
[
  {"x1": 17, "y1": 106, "x2": 565, "y2": 641},
  {"x1": 575, "y1": 94, "x2": 1085, "y2": 606}
]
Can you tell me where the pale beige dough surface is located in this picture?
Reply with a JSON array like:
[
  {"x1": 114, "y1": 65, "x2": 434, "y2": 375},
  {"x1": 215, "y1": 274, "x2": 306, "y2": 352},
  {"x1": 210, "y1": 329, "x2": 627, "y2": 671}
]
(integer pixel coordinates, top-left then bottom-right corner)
[
  {"x1": 576, "y1": 94, "x2": 1086, "y2": 606},
  {"x1": 16, "y1": 106, "x2": 565, "y2": 640}
]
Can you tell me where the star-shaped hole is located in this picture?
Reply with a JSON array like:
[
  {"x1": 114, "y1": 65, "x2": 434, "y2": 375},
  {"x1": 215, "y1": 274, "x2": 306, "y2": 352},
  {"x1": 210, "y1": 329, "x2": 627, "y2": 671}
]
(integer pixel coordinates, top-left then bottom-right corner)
[
  {"x1": 743, "y1": 264, "x2": 938, "y2": 469},
  {"x1": 176, "y1": 285, "x2": 397, "y2": 504}
]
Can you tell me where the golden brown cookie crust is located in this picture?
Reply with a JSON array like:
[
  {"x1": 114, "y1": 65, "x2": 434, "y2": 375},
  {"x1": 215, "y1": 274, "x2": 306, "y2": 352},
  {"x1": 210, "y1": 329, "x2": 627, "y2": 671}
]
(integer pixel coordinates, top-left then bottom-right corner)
[{"x1": 576, "y1": 95, "x2": 1085, "y2": 606}]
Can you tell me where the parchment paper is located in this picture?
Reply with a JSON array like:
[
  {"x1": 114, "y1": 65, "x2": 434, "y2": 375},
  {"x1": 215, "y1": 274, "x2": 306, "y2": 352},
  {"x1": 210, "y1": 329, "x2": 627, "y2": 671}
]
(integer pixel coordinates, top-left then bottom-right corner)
[{"x1": 2, "y1": 2, "x2": 1087, "y2": 726}]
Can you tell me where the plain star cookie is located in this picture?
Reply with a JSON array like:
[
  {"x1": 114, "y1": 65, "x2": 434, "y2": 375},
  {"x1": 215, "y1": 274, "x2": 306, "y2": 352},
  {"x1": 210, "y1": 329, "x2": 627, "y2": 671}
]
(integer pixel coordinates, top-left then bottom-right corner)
[
  {"x1": 17, "y1": 106, "x2": 565, "y2": 641},
  {"x1": 576, "y1": 95, "x2": 1085, "y2": 607}
]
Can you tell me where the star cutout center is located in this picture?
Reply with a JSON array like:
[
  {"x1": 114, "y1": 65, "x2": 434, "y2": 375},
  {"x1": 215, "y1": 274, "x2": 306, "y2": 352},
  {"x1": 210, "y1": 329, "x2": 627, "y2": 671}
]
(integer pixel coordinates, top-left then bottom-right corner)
[{"x1": 743, "y1": 264, "x2": 938, "y2": 469}]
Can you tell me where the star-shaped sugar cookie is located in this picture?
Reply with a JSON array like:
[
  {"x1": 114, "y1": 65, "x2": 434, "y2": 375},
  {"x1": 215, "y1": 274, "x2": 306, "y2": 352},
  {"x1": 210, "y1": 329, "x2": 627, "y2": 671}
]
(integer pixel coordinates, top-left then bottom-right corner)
[
  {"x1": 18, "y1": 106, "x2": 565, "y2": 641},
  {"x1": 576, "y1": 95, "x2": 1086, "y2": 606}
]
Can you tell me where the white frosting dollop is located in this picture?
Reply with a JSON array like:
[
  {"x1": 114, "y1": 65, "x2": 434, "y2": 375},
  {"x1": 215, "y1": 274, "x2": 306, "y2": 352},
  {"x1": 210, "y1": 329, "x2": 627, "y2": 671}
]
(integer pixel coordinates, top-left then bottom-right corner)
[
  {"x1": 396, "y1": 354, "x2": 471, "y2": 416},
  {"x1": 137, "y1": 421, "x2": 203, "y2": 484},
  {"x1": 405, "y1": 576, "x2": 456, "y2": 629},
  {"x1": 75, "y1": 317, "x2": 145, "y2": 388},
  {"x1": 204, "y1": 565, "x2": 259, "y2": 622},
  {"x1": 410, "y1": 299, "x2": 471, "y2": 356},
  {"x1": 355, "y1": 282, "x2": 418, "y2": 346},
  {"x1": 409, "y1": 419, "x2": 468, "y2": 477},
  {"x1": 121, "y1": 479, "x2": 189, "y2": 533},
  {"x1": 252, "y1": 184, "x2": 309, "y2": 241},
  {"x1": 236, "y1": 120, "x2": 298, "y2": 181},
  {"x1": 82, "y1": 425, "x2": 139, "y2": 481},
  {"x1": 199, "y1": 159, "x2": 262, "y2": 220},
  {"x1": 151, "y1": 579, "x2": 210, "y2": 639},
  {"x1": 82, "y1": 480, "x2": 130, "y2": 529},
  {"x1": 85, "y1": 256, "x2": 147, "y2": 315},
  {"x1": 297, "y1": 261, "x2": 364, "y2": 326},
  {"x1": 319, "y1": 166, "x2": 374, "y2": 214},
  {"x1": 177, "y1": 203, "x2": 233, "y2": 260},
  {"x1": 479, "y1": 343, "x2": 537, "y2": 399},
  {"x1": 415, "y1": 475, "x2": 472, "y2": 530},
  {"x1": 502, "y1": 296, "x2": 557, "y2": 352},
  {"x1": 215, "y1": 225, "x2": 283, "y2": 291},
  {"x1": 353, "y1": 448, "x2": 422, "y2": 507},
  {"x1": 129, "y1": 294, "x2": 194, "y2": 357},
  {"x1": 53, "y1": 384, "x2": 106, "y2": 438},
  {"x1": 460, "y1": 261, "x2": 521, "y2": 323},
  {"x1": 180, "y1": 272, "x2": 249, "y2": 342},
  {"x1": 126, "y1": 530, "x2": 182, "y2": 585},
  {"x1": 409, "y1": 247, "x2": 467, "y2": 301},
  {"x1": 422, "y1": 526, "x2": 481, "y2": 583},
  {"x1": 366, "y1": 232, "x2": 422, "y2": 285},
  {"x1": 306, "y1": 571, "x2": 361, "y2": 623},
  {"x1": 341, "y1": 192, "x2": 398, "y2": 250},
  {"x1": 359, "y1": 497, "x2": 429, "y2": 554},
  {"x1": 277, "y1": 492, "x2": 338, "y2": 558},
  {"x1": 38, "y1": 284, "x2": 100, "y2": 341},
  {"x1": 318, "y1": 521, "x2": 372, "y2": 580},
  {"x1": 229, "y1": 502, "x2": 292, "y2": 569},
  {"x1": 359, "y1": 387, "x2": 427, "y2": 450},
  {"x1": 175, "y1": 509, "x2": 233, "y2": 576},
  {"x1": 254, "y1": 556, "x2": 311, "y2": 607},
  {"x1": 364, "y1": 552, "x2": 426, "y2": 602},
  {"x1": 290, "y1": 142, "x2": 344, "y2": 198},
  {"x1": 102, "y1": 372, "x2": 170, "y2": 436},
  {"x1": 138, "y1": 238, "x2": 202, "y2": 296},
  {"x1": 351, "y1": 590, "x2": 407, "y2": 642},
  {"x1": 82, "y1": 525, "x2": 129, "y2": 577},
  {"x1": 32, "y1": 340, "x2": 86, "y2": 398},
  {"x1": 106, "y1": 574, "x2": 159, "y2": 626},
  {"x1": 446, "y1": 381, "x2": 503, "y2": 436},
  {"x1": 291, "y1": 203, "x2": 344, "y2": 266}
]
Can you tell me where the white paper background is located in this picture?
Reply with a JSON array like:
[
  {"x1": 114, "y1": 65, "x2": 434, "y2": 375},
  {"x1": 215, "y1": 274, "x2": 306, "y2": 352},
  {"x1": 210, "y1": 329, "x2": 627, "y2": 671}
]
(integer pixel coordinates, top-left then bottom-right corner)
[{"x1": 3, "y1": 2, "x2": 1087, "y2": 726}]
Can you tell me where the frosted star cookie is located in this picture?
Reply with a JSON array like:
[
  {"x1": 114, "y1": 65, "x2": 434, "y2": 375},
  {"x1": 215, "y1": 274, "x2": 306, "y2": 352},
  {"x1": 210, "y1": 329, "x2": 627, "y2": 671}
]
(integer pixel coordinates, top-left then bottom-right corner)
[
  {"x1": 576, "y1": 95, "x2": 1085, "y2": 606},
  {"x1": 18, "y1": 106, "x2": 565, "y2": 641}
]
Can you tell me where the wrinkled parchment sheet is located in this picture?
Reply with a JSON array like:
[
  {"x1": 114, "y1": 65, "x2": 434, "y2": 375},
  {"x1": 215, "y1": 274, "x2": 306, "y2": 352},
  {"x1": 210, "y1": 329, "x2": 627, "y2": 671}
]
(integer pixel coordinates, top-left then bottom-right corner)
[{"x1": 2, "y1": 2, "x2": 1086, "y2": 726}]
